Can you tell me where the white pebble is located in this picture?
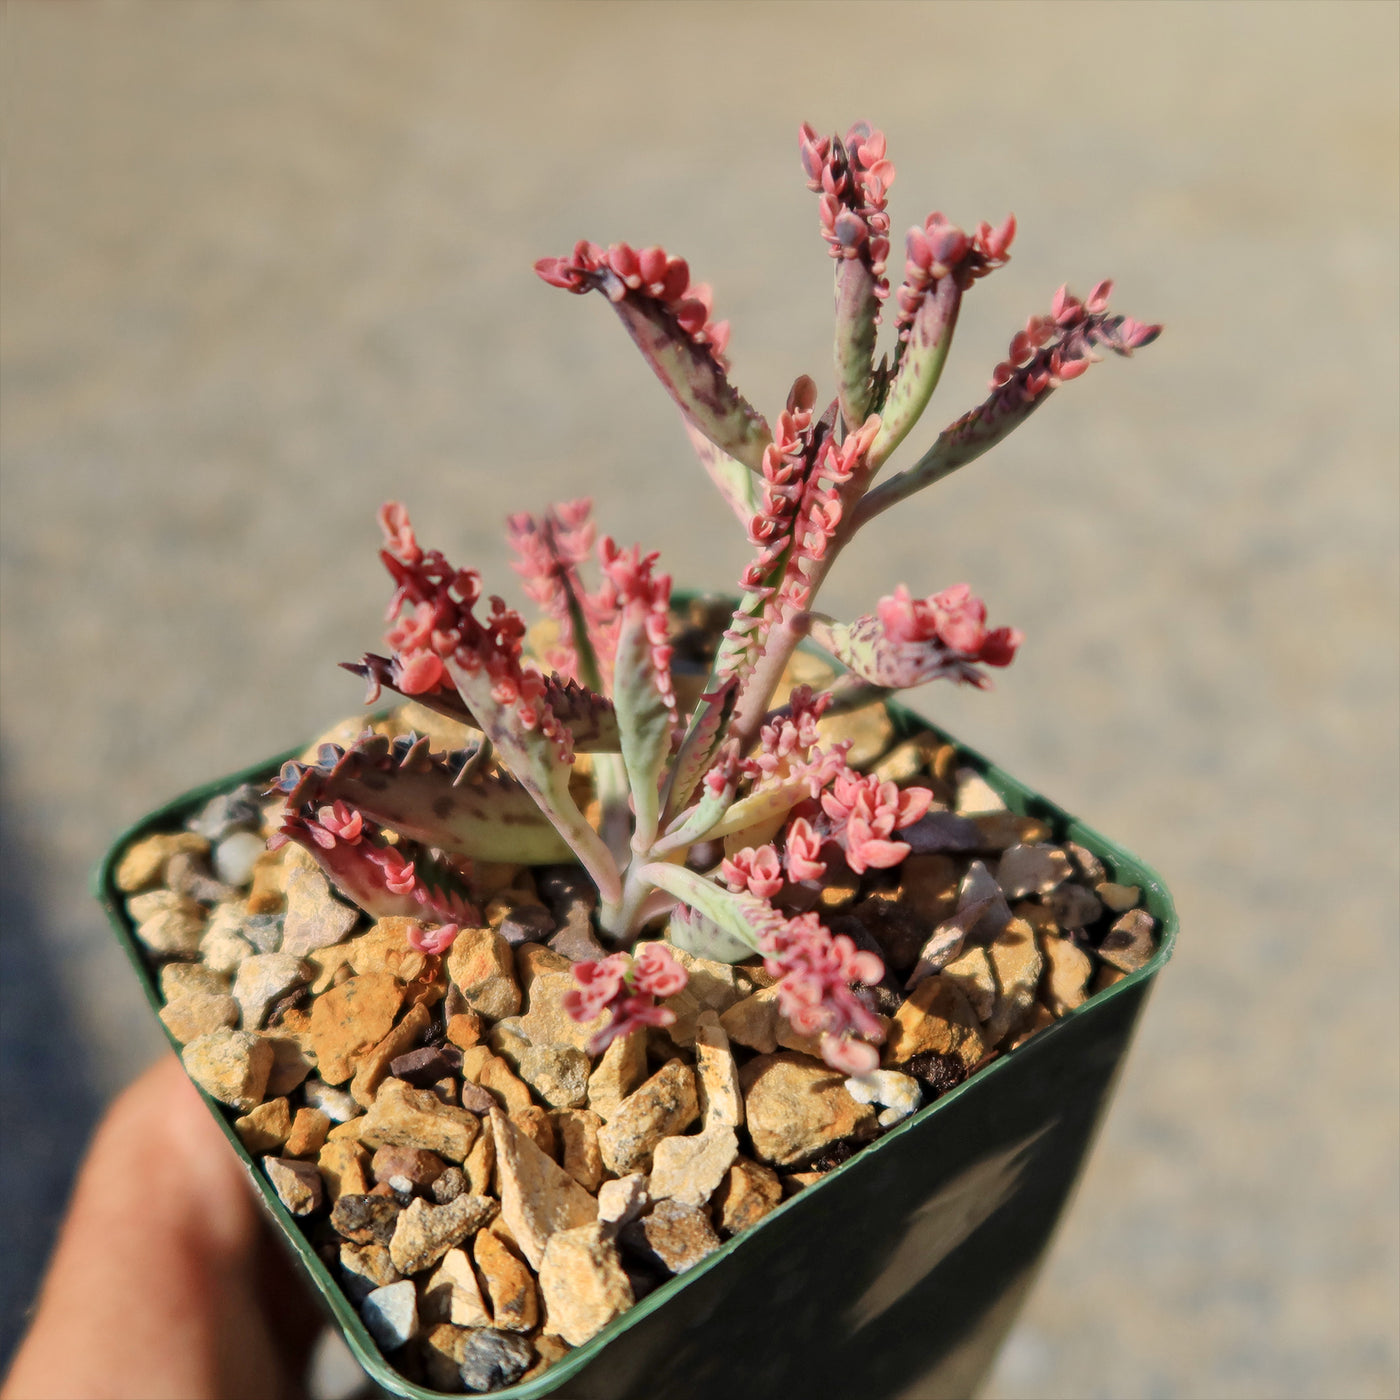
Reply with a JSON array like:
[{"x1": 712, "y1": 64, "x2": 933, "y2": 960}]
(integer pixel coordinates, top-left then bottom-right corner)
[
  {"x1": 844, "y1": 1069, "x2": 923, "y2": 1127},
  {"x1": 361, "y1": 1280, "x2": 418, "y2": 1351},
  {"x1": 214, "y1": 831, "x2": 267, "y2": 888}
]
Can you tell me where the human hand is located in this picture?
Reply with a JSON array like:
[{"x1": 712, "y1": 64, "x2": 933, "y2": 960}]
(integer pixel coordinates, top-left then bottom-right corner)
[{"x1": 2, "y1": 1053, "x2": 322, "y2": 1400}]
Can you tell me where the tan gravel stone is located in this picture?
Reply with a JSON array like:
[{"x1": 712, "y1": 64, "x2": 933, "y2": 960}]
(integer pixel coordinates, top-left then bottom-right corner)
[
  {"x1": 128, "y1": 888, "x2": 207, "y2": 957},
  {"x1": 339, "y1": 1242, "x2": 401, "y2": 1301},
  {"x1": 883, "y1": 975, "x2": 988, "y2": 1073},
  {"x1": 285, "y1": 1107, "x2": 331, "y2": 1157},
  {"x1": 1096, "y1": 881, "x2": 1142, "y2": 913},
  {"x1": 510, "y1": 1105, "x2": 557, "y2": 1160},
  {"x1": 159, "y1": 962, "x2": 229, "y2": 1001},
  {"x1": 514, "y1": 941, "x2": 572, "y2": 990},
  {"x1": 941, "y1": 945, "x2": 997, "y2": 1022},
  {"x1": 816, "y1": 698, "x2": 892, "y2": 768},
  {"x1": 246, "y1": 847, "x2": 290, "y2": 916},
  {"x1": 345, "y1": 918, "x2": 430, "y2": 984},
  {"x1": 479, "y1": 1055, "x2": 534, "y2": 1116},
  {"x1": 361, "y1": 1078, "x2": 481, "y2": 1163},
  {"x1": 522, "y1": 1334, "x2": 573, "y2": 1384},
  {"x1": 739, "y1": 1052, "x2": 877, "y2": 1168},
  {"x1": 870, "y1": 731, "x2": 944, "y2": 785},
  {"x1": 491, "y1": 1109, "x2": 597, "y2": 1270},
  {"x1": 234, "y1": 1096, "x2": 292, "y2": 1152},
  {"x1": 553, "y1": 1109, "x2": 603, "y2": 1192},
  {"x1": 519, "y1": 970, "x2": 606, "y2": 1050},
  {"x1": 389, "y1": 1193, "x2": 498, "y2": 1276},
  {"x1": 350, "y1": 1001, "x2": 431, "y2": 1108},
  {"x1": 597, "y1": 1059, "x2": 700, "y2": 1176},
  {"x1": 159, "y1": 991, "x2": 240, "y2": 1044},
  {"x1": 693, "y1": 1010, "x2": 743, "y2": 1129},
  {"x1": 586, "y1": 1029, "x2": 647, "y2": 1121},
  {"x1": 648, "y1": 1127, "x2": 739, "y2": 1209},
  {"x1": 713, "y1": 1157, "x2": 783, "y2": 1237},
  {"x1": 718, "y1": 986, "x2": 823, "y2": 1058},
  {"x1": 116, "y1": 831, "x2": 210, "y2": 893},
  {"x1": 372, "y1": 1145, "x2": 448, "y2": 1192},
  {"x1": 516, "y1": 1043, "x2": 589, "y2": 1110},
  {"x1": 1041, "y1": 933, "x2": 1093, "y2": 1016},
  {"x1": 657, "y1": 947, "x2": 743, "y2": 1048},
  {"x1": 955, "y1": 769, "x2": 1005, "y2": 814},
  {"x1": 308, "y1": 971, "x2": 404, "y2": 1084},
  {"x1": 997, "y1": 843, "x2": 1073, "y2": 899},
  {"x1": 182, "y1": 1028, "x2": 273, "y2": 1111},
  {"x1": 265, "y1": 1156, "x2": 322, "y2": 1215},
  {"x1": 258, "y1": 1020, "x2": 318, "y2": 1098},
  {"x1": 421, "y1": 1246, "x2": 492, "y2": 1327},
  {"x1": 1048, "y1": 882, "x2": 1105, "y2": 930},
  {"x1": 1099, "y1": 908, "x2": 1157, "y2": 972},
  {"x1": 445, "y1": 1012, "x2": 483, "y2": 1049},
  {"x1": 447, "y1": 926, "x2": 521, "y2": 1021},
  {"x1": 538, "y1": 1223, "x2": 634, "y2": 1345},
  {"x1": 986, "y1": 916, "x2": 1045, "y2": 1043},
  {"x1": 972, "y1": 812, "x2": 1053, "y2": 850},
  {"x1": 232, "y1": 952, "x2": 310, "y2": 1029},
  {"x1": 463, "y1": 1116, "x2": 495, "y2": 1197},
  {"x1": 199, "y1": 905, "x2": 256, "y2": 975},
  {"x1": 280, "y1": 862, "x2": 360, "y2": 956},
  {"x1": 472, "y1": 1229, "x2": 538, "y2": 1333},
  {"x1": 898, "y1": 853, "x2": 962, "y2": 923},
  {"x1": 596, "y1": 1174, "x2": 649, "y2": 1234},
  {"x1": 318, "y1": 1140, "x2": 370, "y2": 1201}
]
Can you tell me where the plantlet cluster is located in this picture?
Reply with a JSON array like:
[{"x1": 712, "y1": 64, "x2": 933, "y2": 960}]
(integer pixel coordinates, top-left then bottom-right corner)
[{"x1": 273, "y1": 122, "x2": 1158, "y2": 1077}]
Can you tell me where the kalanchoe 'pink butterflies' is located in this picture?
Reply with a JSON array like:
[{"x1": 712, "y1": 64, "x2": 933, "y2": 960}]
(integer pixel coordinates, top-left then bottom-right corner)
[{"x1": 281, "y1": 121, "x2": 1159, "y2": 1083}]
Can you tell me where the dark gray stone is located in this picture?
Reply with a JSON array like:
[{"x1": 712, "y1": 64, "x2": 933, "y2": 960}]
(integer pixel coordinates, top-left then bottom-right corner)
[{"x1": 458, "y1": 1329, "x2": 534, "y2": 1392}]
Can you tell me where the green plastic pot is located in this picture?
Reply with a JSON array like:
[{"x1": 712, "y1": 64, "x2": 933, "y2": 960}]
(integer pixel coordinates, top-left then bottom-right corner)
[{"x1": 96, "y1": 701, "x2": 1175, "y2": 1400}]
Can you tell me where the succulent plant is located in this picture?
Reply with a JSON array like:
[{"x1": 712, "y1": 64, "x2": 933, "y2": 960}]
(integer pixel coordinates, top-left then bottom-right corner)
[{"x1": 272, "y1": 122, "x2": 1158, "y2": 1077}]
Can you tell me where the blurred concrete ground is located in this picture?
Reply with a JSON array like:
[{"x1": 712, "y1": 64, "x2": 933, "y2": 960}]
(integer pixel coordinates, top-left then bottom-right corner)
[{"x1": 1, "y1": 2, "x2": 1395, "y2": 1395}]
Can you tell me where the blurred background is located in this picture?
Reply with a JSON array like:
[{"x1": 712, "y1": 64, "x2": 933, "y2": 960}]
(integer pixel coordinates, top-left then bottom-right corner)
[{"x1": 1, "y1": 2, "x2": 1396, "y2": 1396}]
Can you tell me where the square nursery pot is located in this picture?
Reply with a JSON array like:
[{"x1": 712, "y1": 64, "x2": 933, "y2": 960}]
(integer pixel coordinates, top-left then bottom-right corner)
[{"x1": 96, "y1": 701, "x2": 1176, "y2": 1400}]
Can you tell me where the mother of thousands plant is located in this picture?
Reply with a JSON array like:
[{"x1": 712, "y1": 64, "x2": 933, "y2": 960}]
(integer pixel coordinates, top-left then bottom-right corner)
[{"x1": 271, "y1": 122, "x2": 1158, "y2": 1078}]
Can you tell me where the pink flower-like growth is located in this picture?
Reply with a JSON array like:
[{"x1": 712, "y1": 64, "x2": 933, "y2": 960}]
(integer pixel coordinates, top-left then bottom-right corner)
[
  {"x1": 377, "y1": 502, "x2": 575, "y2": 762},
  {"x1": 773, "y1": 415, "x2": 880, "y2": 619},
  {"x1": 748, "y1": 685, "x2": 832, "y2": 781},
  {"x1": 759, "y1": 912, "x2": 886, "y2": 1075},
  {"x1": 535, "y1": 241, "x2": 732, "y2": 367},
  {"x1": 507, "y1": 499, "x2": 619, "y2": 685},
  {"x1": 598, "y1": 537, "x2": 677, "y2": 722},
  {"x1": 783, "y1": 816, "x2": 828, "y2": 882},
  {"x1": 894, "y1": 210, "x2": 1016, "y2": 346},
  {"x1": 721, "y1": 845, "x2": 785, "y2": 900},
  {"x1": 799, "y1": 121, "x2": 896, "y2": 304},
  {"x1": 821, "y1": 769, "x2": 935, "y2": 875},
  {"x1": 718, "y1": 377, "x2": 819, "y2": 685},
  {"x1": 406, "y1": 922, "x2": 461, "y2": 956},
  {"x1": 564, "y1": 942, "x2": 690, "y2": 1055},
  {"x1": 989, "y1": 281, "x2": 1162, "y2": 399},
  {"x1": 877, "y1": 584, "x2": 1023, "y2": 669}
]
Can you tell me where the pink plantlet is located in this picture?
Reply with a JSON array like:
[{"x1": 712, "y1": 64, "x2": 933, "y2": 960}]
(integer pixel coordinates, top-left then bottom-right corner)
[
  {"x1": 721, "y1": 845, "x2": 785, "y2": 900},
  {"x1": 407, "y1": 922, "x2": 460, "y2": 956},
  {"x1": 783, "y1": 816, "x2": 828, "y2": 883},
  {"x1": 564, "y1": 943, "x2": 689, "y2": 1055},
  {"x1": 759, "y1": 912, "x2": 885, "y2": 1073},
  {"x1": 819, "y1": 769, "x2": 934, "y2": 874}
]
